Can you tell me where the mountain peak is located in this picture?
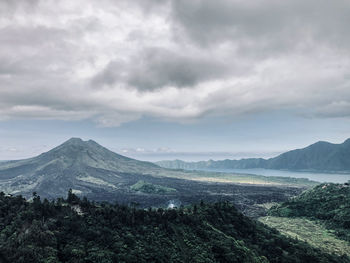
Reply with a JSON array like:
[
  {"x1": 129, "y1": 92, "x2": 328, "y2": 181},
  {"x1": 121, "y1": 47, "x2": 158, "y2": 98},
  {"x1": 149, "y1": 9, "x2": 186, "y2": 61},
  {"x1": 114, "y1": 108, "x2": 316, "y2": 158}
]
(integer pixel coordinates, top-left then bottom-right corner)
[
  {"x1": 343, "y1": 138, "x2": 350, "y2": 145},
  {"x1": 310, "y1": 140, "x2": 331, "y2": 146},
  {"x1": 62, "y1": 138, "x2": 102, "y2": 148},
  {"x1": 60, "y1": 138, "x2": 100, "y2": 149},
  {"x1": 64, "y1": 137, "x2": 85, "y2": 145},
  {"x1": 86, "y1": 139, "x2": 100, "y2": 146},
  {"x1": 40, "y1": 138, "x2": 112, "y2": 162}
]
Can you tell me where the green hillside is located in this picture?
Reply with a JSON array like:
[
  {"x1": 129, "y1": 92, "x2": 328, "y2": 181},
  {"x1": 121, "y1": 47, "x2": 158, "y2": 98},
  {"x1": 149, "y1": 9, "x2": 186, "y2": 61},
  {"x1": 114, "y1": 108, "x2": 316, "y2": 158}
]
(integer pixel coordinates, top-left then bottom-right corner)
[
  {"x1": 268, "y1": 183, "x2": 350, "y2": 241},
  {"x1": 259, "y1": 216, "x2": 350, "y2": 257},
  {"x1": 0, "y1": 192, "x2": 348, "y2": 263},
  {"x1": 130, "y1": 180, "x2": 177, "y2": 194}
]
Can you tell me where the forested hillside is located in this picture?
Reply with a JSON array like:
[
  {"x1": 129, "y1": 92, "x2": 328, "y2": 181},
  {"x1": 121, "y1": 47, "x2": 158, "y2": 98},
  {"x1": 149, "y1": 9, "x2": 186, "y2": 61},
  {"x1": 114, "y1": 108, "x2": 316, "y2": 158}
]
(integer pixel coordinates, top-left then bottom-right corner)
[
  {"x1": 269, "y1": 183, "x2": 350, "y2": 241},
  {"x1": 0, "y1": 191, "x2": 348, "y2": 263}
]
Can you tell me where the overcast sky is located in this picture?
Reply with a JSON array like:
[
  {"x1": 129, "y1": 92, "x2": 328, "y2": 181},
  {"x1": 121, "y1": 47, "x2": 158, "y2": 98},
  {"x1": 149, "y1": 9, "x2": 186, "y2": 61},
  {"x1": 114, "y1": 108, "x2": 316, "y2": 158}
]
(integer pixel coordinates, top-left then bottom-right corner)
[{"x1": 0, "y1": 0, "x2": 349, "y2": 161}]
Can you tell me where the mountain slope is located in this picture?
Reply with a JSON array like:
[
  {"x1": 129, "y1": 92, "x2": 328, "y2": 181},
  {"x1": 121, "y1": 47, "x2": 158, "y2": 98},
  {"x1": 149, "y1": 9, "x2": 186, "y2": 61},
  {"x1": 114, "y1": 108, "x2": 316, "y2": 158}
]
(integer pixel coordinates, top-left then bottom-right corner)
[
  {"x1": 267, "y1": 140, "x2": 350, "y2": 170},
  {"x1": 268, "y1": 182, "x2": 350, "y2": 242},
  {"x1": 0, "y1": 138, "x2": 163, "y2": 199},
  {"x1": 157, "y1": 138, "x2": 350, "y2": 172}
]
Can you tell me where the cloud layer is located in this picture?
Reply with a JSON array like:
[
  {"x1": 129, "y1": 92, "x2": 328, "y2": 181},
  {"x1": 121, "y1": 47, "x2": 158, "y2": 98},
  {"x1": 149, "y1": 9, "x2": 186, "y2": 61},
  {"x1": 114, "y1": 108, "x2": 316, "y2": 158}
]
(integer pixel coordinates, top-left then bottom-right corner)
[{"x1": 1, "y1": 0, "x2": 350, "y2": 126}]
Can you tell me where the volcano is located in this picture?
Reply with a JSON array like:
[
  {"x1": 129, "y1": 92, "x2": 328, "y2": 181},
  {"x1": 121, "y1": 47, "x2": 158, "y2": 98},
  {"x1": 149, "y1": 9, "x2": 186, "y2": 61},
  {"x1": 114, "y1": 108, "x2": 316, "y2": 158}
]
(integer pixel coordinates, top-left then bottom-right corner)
[{"x1": 0, "y1": 138, "x2": 163, "y2": 199}]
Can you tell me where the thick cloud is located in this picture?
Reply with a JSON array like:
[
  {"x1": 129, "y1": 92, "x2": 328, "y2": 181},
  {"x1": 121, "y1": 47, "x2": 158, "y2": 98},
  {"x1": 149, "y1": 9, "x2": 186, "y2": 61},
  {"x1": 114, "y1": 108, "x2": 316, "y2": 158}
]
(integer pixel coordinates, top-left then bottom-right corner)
[
  {"x1": 93, "y1": 47, "x2": 232, "y2": 90},
  {"x1": 0, "y1": 0, "x2": 349, "y2": 126},
  {"x1": 171, "y1": 0, "x2": 350, "y2": 49}
]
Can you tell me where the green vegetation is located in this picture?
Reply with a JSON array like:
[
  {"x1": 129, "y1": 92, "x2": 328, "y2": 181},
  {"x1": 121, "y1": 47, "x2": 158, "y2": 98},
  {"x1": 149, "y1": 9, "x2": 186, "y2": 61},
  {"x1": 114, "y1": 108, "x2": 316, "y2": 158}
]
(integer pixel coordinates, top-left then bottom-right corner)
[
  {"x1": 0, "y1": 191, "x2": 348, "y2": 262},
  {"x1": 268, "y1": 183, "x2": 350, "y2": 242},
  {"x1": 161, "y1": 170, "x2": 318, "y2": 187},
  {"x1": 259, "y1": 216, "x2": 350, "y2": 256},
  {"x1": 130, "y1": 180, "x2": 177, "y2": 194}
]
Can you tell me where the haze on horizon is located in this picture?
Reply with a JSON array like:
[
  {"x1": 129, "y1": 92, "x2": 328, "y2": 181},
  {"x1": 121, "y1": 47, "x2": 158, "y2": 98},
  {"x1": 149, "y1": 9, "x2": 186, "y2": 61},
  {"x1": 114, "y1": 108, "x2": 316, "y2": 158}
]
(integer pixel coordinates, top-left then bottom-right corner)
[{"x1": 0, "y1": 0, "x2": 349, "y2": 161}]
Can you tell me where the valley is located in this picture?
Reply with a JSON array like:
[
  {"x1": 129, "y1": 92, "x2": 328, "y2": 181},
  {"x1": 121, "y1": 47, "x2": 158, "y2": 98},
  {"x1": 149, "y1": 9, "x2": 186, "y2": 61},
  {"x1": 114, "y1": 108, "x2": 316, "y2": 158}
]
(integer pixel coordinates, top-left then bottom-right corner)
[
  {"x1": 2, "y1": 0, "x2": 350, "y2": 261},
  {"x1": 0, "y1": 138, "x2": 312, "y2": 216},
  {"x1": 0, "y1": 138, "x2": 349, "y2": 261}
]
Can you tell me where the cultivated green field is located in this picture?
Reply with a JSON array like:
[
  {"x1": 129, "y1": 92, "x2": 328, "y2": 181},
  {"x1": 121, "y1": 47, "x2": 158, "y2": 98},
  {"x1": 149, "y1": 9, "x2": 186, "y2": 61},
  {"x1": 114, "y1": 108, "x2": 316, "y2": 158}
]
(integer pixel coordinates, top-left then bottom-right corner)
[
  {"x1": 130, "y1": 180, "x2": 177, "y2": 194},
  {"x1": 259, "y1": 216, "x2": 350, "y2": 257},
  {"x1": 155, "y1": 169, "x2": 319, "y2": 187}
]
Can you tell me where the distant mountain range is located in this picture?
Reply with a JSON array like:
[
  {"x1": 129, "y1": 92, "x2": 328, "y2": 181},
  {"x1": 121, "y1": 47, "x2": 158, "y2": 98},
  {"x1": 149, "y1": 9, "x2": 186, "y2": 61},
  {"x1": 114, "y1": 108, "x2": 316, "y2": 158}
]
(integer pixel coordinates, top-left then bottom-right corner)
[
  {"x1": 0, "y1": 138, "x2": 304, "y2": 210},
  {"x1": 157, "y1": 138, "x2": 350, "y2": 172}
]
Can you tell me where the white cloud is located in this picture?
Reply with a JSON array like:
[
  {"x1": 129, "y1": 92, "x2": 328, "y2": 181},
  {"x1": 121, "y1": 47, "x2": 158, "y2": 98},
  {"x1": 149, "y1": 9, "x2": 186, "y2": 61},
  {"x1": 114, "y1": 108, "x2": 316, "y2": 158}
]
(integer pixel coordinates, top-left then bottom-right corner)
[{"x1": 0, "y1": 0, "x2": 349, "y2": 126}]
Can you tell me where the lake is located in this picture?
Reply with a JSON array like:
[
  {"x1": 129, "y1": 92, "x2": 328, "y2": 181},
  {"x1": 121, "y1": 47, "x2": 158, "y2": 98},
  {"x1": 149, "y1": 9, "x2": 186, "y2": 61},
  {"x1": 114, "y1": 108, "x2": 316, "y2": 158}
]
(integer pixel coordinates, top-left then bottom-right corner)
[{"x1": 194, "y1": 168, "x2": 350, "y2": 183}]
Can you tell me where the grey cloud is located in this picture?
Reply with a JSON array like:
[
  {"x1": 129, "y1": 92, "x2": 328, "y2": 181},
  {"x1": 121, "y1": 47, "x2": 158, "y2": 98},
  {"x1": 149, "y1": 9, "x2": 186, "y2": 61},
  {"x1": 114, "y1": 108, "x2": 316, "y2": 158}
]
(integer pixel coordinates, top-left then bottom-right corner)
[
  {"x1": 0, "y1": 25, "x2": 76, "y2": 79},
  {"x1": 170, "y1": 0, "x2": 350, "y2": 53},
  {"x1": 93, "y1": 48, "x2": 231, "y2": 90},
  {"x1": 170, "y1": 0, "x2": 294, "y2": 48},
  {"x1": 0, "y1": 0, "x2": 39, "y2": 15},
  {"x1": 92, "y1": 60, "x2": 126, "y2": 87},
  {"x1": 0, "y1": 25, "x2": 68, "y2": 47},
  {"x1": 0, "y1": 0, "x2": 350, "y2": 126},
  {"x1": 127, "y1": 48, "x2": 229, "y2": 89},
  {"x1": 0, "y1": 60, "x2": 26, "y2": 75},
  {"x1": 314, "y1": 101, "x2": 350, "y2": 118}
]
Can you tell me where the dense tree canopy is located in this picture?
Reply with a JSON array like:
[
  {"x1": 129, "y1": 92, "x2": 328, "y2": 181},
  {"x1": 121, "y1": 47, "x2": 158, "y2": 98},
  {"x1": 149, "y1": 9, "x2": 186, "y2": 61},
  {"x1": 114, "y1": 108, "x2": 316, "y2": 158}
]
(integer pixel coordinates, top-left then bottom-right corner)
[{"x1": 0, "y1": 191, "x2": 348, "y2": 263}]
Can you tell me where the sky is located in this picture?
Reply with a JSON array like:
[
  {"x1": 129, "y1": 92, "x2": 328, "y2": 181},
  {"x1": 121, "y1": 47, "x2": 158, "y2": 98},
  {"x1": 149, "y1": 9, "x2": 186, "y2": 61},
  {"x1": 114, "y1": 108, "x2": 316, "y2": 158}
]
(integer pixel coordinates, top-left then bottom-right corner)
[{"x1": 0, "y1": 0, "x2": 349, "y2": 161}]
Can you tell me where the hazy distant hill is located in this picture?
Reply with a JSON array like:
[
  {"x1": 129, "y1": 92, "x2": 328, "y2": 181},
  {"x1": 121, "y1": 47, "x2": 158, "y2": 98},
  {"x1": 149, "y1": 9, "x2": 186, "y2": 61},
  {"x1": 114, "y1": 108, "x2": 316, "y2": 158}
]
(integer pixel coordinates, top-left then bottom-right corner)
[
  {"x1": 157, "y1": 138, "x2": 350, "y2": 172},
  {"x1": 268, "y1": 139, "x2": 350, "y2": 171}
]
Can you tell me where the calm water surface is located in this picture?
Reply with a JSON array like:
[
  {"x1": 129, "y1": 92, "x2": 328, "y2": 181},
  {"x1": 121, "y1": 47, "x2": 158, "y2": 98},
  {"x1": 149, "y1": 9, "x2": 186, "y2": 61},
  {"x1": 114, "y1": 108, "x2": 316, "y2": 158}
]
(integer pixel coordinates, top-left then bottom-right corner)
[{"x1": 196, "y1": 168, "x2": 350, "y2": 183}]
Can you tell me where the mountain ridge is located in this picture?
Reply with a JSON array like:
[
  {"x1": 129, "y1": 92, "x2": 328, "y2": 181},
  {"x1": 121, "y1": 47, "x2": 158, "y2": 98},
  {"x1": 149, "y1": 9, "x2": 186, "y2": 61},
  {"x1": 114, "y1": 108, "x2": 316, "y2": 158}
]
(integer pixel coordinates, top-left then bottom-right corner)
[{"x1": 157, "y1": 138, "x2": 350, "y2": 172}]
